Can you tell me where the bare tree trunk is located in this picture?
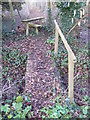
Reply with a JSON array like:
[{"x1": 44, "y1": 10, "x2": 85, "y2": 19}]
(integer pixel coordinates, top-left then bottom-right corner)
[
  {"x1": 86, "y1": 0, "x2": 89, "y2": 6},
  {"x1": 17, "y1": 9, "x2": 21, "y2": 19},
  {"x1": 8, "y1": 0, "x2": 15, "y2": 23},
  {"x1": 0, "y1": 4, "x2": 2, "y2": 103},
  {"x1": 47, "y1": 0, "x2": 52, "y2": 28}
]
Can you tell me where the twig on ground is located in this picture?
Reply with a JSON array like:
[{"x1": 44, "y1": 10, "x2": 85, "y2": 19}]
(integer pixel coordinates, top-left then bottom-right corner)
[
  {"x1": 74, "y1": 72, "x2": 80, "y2": 80},
  {"x1": 74, "y1": 92, "x2": 87, "y2": 106},
  {"x1": 2, "y1": 81, "x2": 9, "y2": 89},
  {"x1": 2, "y1": 80, "x2": 20, "y2": 93}
]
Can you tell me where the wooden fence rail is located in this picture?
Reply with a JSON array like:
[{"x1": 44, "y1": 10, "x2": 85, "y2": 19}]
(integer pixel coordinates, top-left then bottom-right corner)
[{"x1": 54, "y1": 20, "x2": 77, "y2": 102}]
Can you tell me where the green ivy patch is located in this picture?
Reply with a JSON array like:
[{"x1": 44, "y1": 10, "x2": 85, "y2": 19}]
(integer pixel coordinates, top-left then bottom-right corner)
[{"x1": 0, "y1": 95, "x2": 33, "y2": 119}]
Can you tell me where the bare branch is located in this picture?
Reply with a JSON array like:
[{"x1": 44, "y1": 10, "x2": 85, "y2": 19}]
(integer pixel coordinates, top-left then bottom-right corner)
[{"x1": 66, "y1": 14, "x2": 88, "y2": 39}]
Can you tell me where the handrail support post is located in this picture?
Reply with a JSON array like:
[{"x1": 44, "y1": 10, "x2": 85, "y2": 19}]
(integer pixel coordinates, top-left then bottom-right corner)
[
  {"x1": 55, "y1": 26, "x2": 58, "y2": 54},
  {"x1": 68, "y1": 53, "x2": 74, "y2": 102},
  {"x1": 26, "y1": 23, "x2": 29, "y2": 36}
]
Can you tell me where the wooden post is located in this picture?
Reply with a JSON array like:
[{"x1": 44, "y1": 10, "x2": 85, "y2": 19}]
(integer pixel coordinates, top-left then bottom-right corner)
[
  {"x1": 40, "y1": 19, "x2": 42, "y2": 26},
  {"x1": 36, "y1": 27, "x2": 38, "y2": 35},
  {"x1": 83, "y1": 9, "x2": 85, "y2": 15},
  {"x1": 26, "y1": 23, "x2": 29, "y2": 36},
  {"x1": 74, "y1": 9, "x2": 76, "y2": 16},
  {"x1": 80, "y1": 10, "x2": 82, "y2": 18},
  {"x1": 55, "y1": 26, "x2": 58, "y2": 54},
  {"x1": 68, "y1": 53, "x2": 74, "y2": 102}
]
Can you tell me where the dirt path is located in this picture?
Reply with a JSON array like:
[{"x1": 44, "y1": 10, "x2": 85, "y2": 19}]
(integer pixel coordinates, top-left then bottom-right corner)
[{"x1": 24, "y1": 33, "x2": 61, "y2": 117}]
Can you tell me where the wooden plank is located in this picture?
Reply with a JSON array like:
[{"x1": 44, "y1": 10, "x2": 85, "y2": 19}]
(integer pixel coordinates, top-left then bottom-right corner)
[
  {"x1": 55, "y1": 25, "x2": 59, "y2": 54},
  {"x1": 54, "y1": 20, "x2": 77, "y2": 63},
  {"x1": 28, "y1": 23, "x2": 42, "y2": 27},
  {"x1": 22, "y1": 17, "x2": 44, "y2": 22},
  {"x1": 68, "y1": 53, "x2": 74, "y2": 102}
]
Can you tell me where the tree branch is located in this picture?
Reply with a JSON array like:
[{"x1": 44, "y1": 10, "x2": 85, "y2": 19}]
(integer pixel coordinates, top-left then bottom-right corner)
[{"x1": 66, "y1": 14, "x2": 88, "y2": 39}]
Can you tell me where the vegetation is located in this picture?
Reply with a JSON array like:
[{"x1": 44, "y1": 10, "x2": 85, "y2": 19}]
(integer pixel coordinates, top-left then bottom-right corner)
[
  {"x1": 1, "y1": 1, "x2": 89, "y2": 119},
  {"x1": 41, "y1": 36, "x2": 89, "y2": 118},
  {"x1": 0, "y1": 94, "x2": 33, "y2": 119},
  {"x1": 40, "y1": 2, "x2": 89, "y2": 118},
  {"x1": 40, "y1": 95, "x2": 89, "y2": 118},
  {"x1": 2, "y1": 1, "x2": 24, "y2": 12},
  {"x1": 2, "y1": 47, "x2": 27, "y2": 97}
]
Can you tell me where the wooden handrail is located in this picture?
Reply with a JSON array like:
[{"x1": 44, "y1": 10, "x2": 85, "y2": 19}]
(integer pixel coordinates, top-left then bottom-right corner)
[
  {"x1": 54, "y1": 20, "x2": 77, "y2": 63},
  {"x1": 54, "y1": 20, "x2": 77, "y2": 102}
]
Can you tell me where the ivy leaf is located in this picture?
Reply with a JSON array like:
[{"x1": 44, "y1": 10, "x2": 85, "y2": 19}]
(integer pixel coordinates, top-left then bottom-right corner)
[
  {"x1": 23, "y1": 106, "x2": 31, "y2": 116},
  {"x1": 12, "y1": 102, "x2": 22, "y2": 111},
  {"x1": 48, "y1": 109, "x2": 53, "y2": 115},
  {"x1": 57, "y1": 111, "x2": 61, "y2": 117},
  {"x1": 8, "y1": 114, "x2": 13, "y2": 119},
  {"x1": 14, "y1": 114, "x2": 21, "y2": 118},
  {"x1": 1, "y1": 104, "x2": 10, "y2": 113},
  {"x1": 83, "y1": 106, "x2": 88, "y2": 115}
]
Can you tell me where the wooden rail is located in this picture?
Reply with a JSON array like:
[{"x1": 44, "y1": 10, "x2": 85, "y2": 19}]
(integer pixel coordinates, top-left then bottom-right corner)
[{"x1": 54, "y1": 20, "x2": 77, "y2": 102}]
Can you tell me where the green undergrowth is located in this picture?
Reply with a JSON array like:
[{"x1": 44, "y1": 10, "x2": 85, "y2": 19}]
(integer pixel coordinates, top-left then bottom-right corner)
[
  {"x1": 2, "y1": 28, "x2": 42, "y2": 44},
  {"x1": 40, "y1": 95, "x2": 89, "y2": 118},
  {"x1": 2, "y1": 31, "x2": 26, "y2": 43},
  {"x1": 2, "y1": 47, "x2": 27, "y2": 82},
  {"x1": 2, "y1": 47, "x2": 27, "y2": 96},
  {"x1": 46, "y1": 35, "x2": 88, "y2": 89},
  {"x1": 45, "y1": 37, "x2": 89, "y2": 118},
  {"x1": 0, "y1": 94, "x2": 33, "y2": 119}
]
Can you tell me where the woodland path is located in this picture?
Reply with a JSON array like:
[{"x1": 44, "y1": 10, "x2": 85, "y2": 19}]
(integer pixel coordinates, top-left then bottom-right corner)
[{"x1": 24, "y1": 32, "x2": 61, "y2": 117}]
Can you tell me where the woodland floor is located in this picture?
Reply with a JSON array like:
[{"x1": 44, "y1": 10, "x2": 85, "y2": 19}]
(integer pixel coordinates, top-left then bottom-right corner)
[
  {"x1": 2, "y1": 24, "x2": 89, "y2": 117},
  {"x1": 3, "y1": 30, "x2": 62, "y2": 117}
]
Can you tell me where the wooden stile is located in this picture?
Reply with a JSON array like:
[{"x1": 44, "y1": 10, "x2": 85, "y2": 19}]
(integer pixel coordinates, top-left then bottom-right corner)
[{"x1": 22, "y1": 17, "x2": 44, "y2": 36}]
